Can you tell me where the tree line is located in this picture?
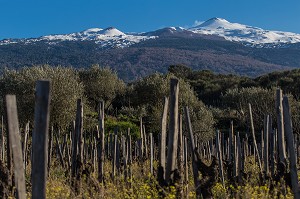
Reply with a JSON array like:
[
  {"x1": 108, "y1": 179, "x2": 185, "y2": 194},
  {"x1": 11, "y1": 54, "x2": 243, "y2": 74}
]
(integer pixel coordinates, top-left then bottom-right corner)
[{"x1": 1, "y1": 64, "x2": 300, "y2": 141}]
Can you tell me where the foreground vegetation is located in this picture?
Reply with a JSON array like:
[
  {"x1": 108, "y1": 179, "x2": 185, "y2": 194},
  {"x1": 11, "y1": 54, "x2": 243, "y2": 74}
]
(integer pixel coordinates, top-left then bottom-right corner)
[
  {"x1": 39, "y1": 157, "x2": 294, "y2": 199},
  {"x1": 2, "y1": 64, "x2": 300, "y2": 138},
  {"x1": 1, "y1": 64, "x2": 300, "y2": 198}
]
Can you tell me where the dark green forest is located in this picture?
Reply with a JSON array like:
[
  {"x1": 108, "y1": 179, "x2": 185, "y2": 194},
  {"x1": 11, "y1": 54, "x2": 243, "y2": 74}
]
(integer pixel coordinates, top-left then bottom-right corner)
[{"x1": 1, "y1": 64, "x2": 300, "y2": 141}]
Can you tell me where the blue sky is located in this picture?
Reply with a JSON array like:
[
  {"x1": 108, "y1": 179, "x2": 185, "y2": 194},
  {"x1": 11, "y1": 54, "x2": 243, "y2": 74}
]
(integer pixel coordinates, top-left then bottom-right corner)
[{"x1": 0, "y1": 0, "x2": 299, "y2": 39}]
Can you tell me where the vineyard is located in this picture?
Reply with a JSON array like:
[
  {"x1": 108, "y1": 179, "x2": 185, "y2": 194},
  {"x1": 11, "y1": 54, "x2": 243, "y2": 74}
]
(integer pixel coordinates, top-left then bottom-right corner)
[{"x1": 1, "y1": 66, "x2": 300, "y2": 199}]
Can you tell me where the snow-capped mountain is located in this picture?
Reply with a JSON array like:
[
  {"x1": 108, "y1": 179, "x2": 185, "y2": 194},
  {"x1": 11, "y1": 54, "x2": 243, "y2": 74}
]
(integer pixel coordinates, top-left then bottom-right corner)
[
  {"x1": 1, "y1": 17, "x2": 300, "y2": 81},
  {"x1": 1, "y1": 17, "x2": 300, "y2": 48},
  {"x1": 189, "y1": 17, "x2": 300, "y2": 46},
  {"x1": 0, "y1": 27, "x2": 157, "y2": 48}
]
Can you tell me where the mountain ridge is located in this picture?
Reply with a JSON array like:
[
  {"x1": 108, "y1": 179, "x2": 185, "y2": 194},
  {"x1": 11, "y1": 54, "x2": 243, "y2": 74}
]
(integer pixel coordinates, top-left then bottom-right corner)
[
  {"x1": 1, "y1": 17, "x2": 300, "y2": 81},
  {"x1": 1, "y1": 17, "x2": 300, "y2": 48}
]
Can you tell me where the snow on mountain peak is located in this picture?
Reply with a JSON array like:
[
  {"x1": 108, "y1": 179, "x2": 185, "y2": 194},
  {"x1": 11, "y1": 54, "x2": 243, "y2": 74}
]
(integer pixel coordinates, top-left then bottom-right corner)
[
  {"x1": 6, "y1": 26, "x2": 157, "y2": 48},
  {"x1": 99, "y1": 27, "x2": 125, "y2": 36},
  {"x1": 200, "y1": 17, "x2": 229, "y2": 25},
  {"x1": 82, "y1": 28, "x2": 103, "y2": 34},
  {"x1": 169, "y1": 27, "x2": 185, "y2": 31},
  {"x1": 193, "y1": 17, "x2": 247, "y2": 30},
  {"x1": 190, "y1": 17, "x2": 300, "y2": 44},
  {"x1": 1, "y1": 18, "x2": 300, "y2": 48}
]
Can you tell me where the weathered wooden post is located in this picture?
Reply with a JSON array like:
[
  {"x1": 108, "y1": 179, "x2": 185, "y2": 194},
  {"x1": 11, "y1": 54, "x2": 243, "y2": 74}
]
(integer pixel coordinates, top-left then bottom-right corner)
[
  {"x1": 270, "y1": 129, "x2": 275, "y2": 176},
  {"x1": 229, "y1": 121, "x2": 234, "y2": 178},
  {"x1": 150, "y1": 133, "x2": 153, "y2": 175},
  {"x1": 143, "y1": 125, "x2": 148, "y2": 158},
  {"x1": 47, "y1": 126, "x2": 53, "y2": 174},
  {"x1": 283, "y1": 96, "x2": 300, "y2": 198},
  {"x1": 221, "y1": 131, "x2": 225, "y2": 160},
  {"x1": 116, "y1": 133, "x2": 120, "y2": 173},
  {"x1": 61, "y1": 133, "x2": 67, "y2": 158},
  {"x1": 77, "y1": 100, "x2": 84, "y2": 166},
  {"x1": 208, "y1": 140, "x2": 212, "y2": 161},
  {"x1": 71, "y1": 99, "x2": 83, "y2": 194},
  {"x1": 276, "y1": 88, "x2": 287, "y2": 164},
  {"x1": 248, "y1": 103, "x2": 263, "y2": 174},
  {"x1": 4, "y1": 102, "x2": 13, "y2": 195},
  {"x1": 106, "y1": 134, "x2": 109, "y2": 158},
  {"x1": 71, "y1": 121, "x2": 77, "y2": 179},
  {"x1": 112, "y1": 133, "x2": 118, "y2": 180},
  {"x1": 233, "y1": 135, "x2": 237, "y2": 178},
  {"x1": 216, "y1": 130, "x2": 225, "y2": 187},
  {"x1": 65, "y1": 134, "x2": 71, "y2": 168},
  {"x1": 177, "y1": 114, "x2": 184, "y2": 197},
  {"x1": 184, "y1": 136, "x2": 189, "y2": 194},
  {"x1": 127, "y1": 129, "x2": 132, "y2": 179},
  {"x1": 137, "y1": 139, "x2": 141, "y2": 159},
  {"x1": 165, "y1": 78, "x2": 179, "y2": 183},
  {"x1": 1, "y1": 116, "x2": 4, "y2": 162},
  {"x1": 184, "y1": 106, "x2": 201, "y2": 198},
  {"x1": 54, "y1": 130, "x2": 65, "y2": 168},
  {"x1": 263, "y1": 115, "x2": 270, "y2": 175},
  {"x1": 260, "y1": 130, "x2": 264, "y2": 165},
  {"x1": 31, "y1": 80, "x2": 51, "y2": 199},
  {"x1": 236, "y1": 132, "x2": 242, "y2": 183},
  {"x1": 23, "y1": 122, "x2": 29, "y2": 170},
  {"x1": 98, "y1": 101, "x2": 105, "y2": 183},
  {"x1": 120, "y1": 136, "x2": 126, "y2": 177},
  {"x1": 109, "y1": 133, "x2": 113, "y2": 159},
  {"x1": 6, "y1": 95, "x2": 26, "y2": 199},
  {"x1": 140, "y1": 117, "x2": 144, "y2": 157},
  {"x1": 158, "y1": 96, "x2": 168, "y2": 182}
]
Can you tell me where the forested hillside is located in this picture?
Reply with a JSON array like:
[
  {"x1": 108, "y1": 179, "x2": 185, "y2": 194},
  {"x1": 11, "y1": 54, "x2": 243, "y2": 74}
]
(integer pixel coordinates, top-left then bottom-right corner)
[{"x1": 1, "y1": 34, "x2": 300, "y2": 81}]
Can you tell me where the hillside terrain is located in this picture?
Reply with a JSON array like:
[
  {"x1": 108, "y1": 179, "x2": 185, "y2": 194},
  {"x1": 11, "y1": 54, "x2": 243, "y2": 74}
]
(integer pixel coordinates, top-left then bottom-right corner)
[{"x1": 1, "y1": 18, "x2": 300, "y2": 81}]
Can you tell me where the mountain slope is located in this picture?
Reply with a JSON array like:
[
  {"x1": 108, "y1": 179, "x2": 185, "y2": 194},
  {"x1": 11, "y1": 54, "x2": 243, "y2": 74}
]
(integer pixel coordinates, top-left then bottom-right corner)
[
  {"x1": 189, "y1": 17, "x2": 300, "y2": 45},
  {"x1": 2, "y1": 17, "x2": 300, "y2": 48},
  {"x1": 0, "y1": 17, "x2": 300, "y2": 81},
  {"x1": 0, "y1": 27, "x2": 157, "y2": 48},
  {"x1": 1, "y1": 35, "x2": 298, "y2": 81}
]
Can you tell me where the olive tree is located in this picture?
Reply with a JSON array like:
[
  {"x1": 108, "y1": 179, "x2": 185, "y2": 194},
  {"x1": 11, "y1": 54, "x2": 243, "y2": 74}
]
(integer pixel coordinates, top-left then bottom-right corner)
[
  {"x1": 127, "y1": 73, "x2": 215, "y2": 140},
  {"x1": 222, "y1": 87, "x2": 300, "y2": 133},
  {"x1": 78, "y1": 65, "x2": 125, "y2": 111},
  {"x1": 0, "y1": 65, "x2": 84, "y2": 130}
]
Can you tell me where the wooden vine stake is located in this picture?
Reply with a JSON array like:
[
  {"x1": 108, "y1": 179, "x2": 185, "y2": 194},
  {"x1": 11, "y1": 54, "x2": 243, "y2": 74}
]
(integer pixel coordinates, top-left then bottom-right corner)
[
  {"x1": 31, "y1": 80, "x2": 51, "y2": 199},
  {"x1": 263, "y1": 115, "x2": 269, "y2": 175},
  {"x1": 140, "y1": 117, "x2": 144, "y2": 158},
  {"x1": 150, "y1": 133, "x2": 153, "y2": 175},
  {"x1": 6, "y1": 95, "x2": 26, "y2": 199},
  {"x1": 184, "y1": 106, "x2": 201, "y2": 198},
  {"x1": 47, "y1": 126, "x2": 53, "y2": 175},
  {"x1": 0, "y1": 116, "x2": 4, "y2": 162},
  {"x1": 177, "y1": 114, "x2": 184, "y2": 198},
  {"x1": 229, "y1": 121, "x2": 234, "y2": 164},
  {"x1": 216, "y1": 130, "x2": 225, "y2": 187},
  {"x1": 248, "y1": 103, "x2": 262, "y2": 174},
  {"x1": 71, "y1": 99, "x2": 83, "y2": 194},
  {"x1": 158, "y1": 96, "x2": 168, "y2": 183},
  {"x1": 282, "y1": 96, "x2": 300, "y2": 198},
  {"x1": 98, "y1": 101, "x2": 105, "y2": 183},
  {"x1": 276, "y1": 88, "x2": 287, "y2": 164},
  {"x1": 165, "y1": 78, "x2": 179, "y2": 184},
  {"x1": 23, "y1": 122, "x2": 29, "y2": 171}
]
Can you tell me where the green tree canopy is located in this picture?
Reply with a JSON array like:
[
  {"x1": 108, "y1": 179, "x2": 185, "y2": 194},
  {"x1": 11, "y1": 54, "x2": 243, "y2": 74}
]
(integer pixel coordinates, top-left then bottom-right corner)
[
  {"x1": 126, "y1": 73, "x2": 215, "y2": 140},
  {"x1": 222, "y1": 87, "x2": 300, "y2": 134},
  {"x1": 79, "y1": 65, "x2": 125, "y2": 111},
  {"x1": 0, "y1": 65, "x2": 84, "y2": 130}
]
